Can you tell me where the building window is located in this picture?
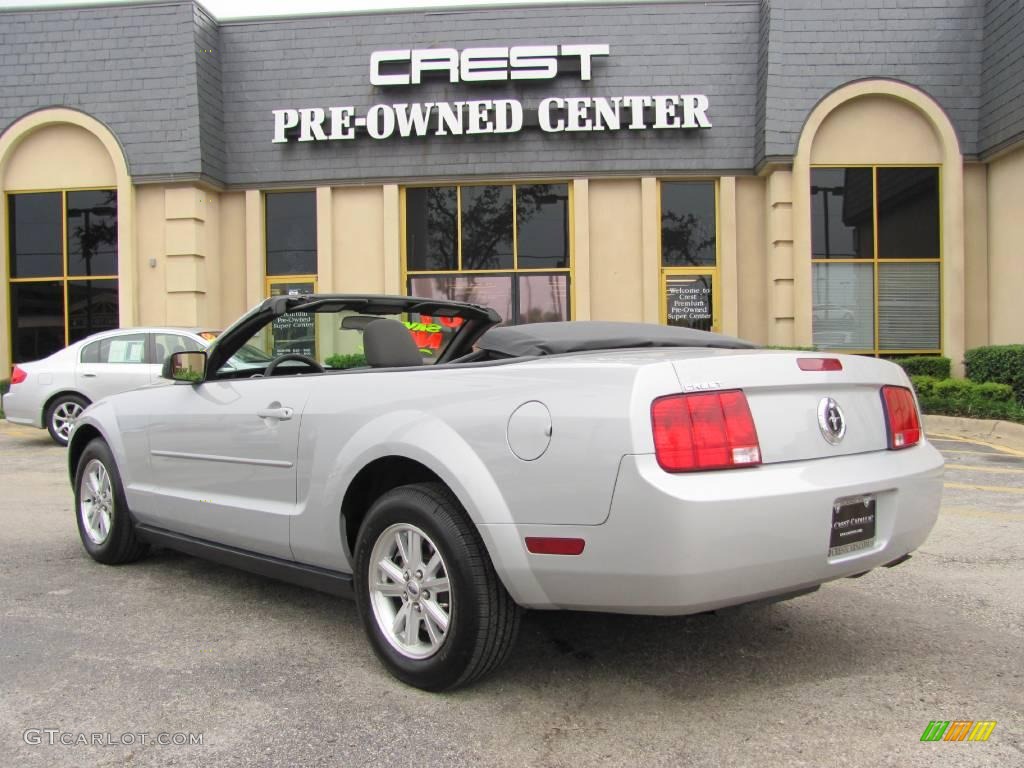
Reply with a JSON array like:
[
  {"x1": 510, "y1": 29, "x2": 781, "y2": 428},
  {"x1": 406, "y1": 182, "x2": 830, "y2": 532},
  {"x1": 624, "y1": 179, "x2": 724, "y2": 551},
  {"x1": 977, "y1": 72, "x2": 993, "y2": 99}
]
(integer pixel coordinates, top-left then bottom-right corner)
[
  {"x1": 811, "y1": 167, "x2": 941, "y2": 354},
  {"x1": 659, "y1": 181, "x2": 718, "y2": 331},
  {"x1": 404, "y1": 183, "x2": 571, "y2": 325},
  {"x1": 7, "y1": 189, "x2": 118, "y2": 363},
  {"x1": 265, "y1": 190, "x2": 317, "y2": 299}
]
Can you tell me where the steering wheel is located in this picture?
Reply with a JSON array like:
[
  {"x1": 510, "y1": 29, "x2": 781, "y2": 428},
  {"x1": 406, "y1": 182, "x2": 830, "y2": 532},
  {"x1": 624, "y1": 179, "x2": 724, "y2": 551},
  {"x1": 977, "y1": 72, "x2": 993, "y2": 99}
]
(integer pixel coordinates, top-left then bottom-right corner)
[{"x1": 263, "y1": 353, "x2": 324, "y2": 377}]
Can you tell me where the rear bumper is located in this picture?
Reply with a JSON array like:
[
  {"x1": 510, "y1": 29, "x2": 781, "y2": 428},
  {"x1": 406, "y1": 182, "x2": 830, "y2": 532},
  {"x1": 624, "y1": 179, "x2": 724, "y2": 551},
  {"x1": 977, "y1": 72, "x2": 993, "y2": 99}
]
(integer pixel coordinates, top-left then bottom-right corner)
[
  {"x1": 1, "y1": 388, "x2": 42, "y2": 428},
  {"x1": 485, "y1": 443, "x2": 943, "y2": 613}
]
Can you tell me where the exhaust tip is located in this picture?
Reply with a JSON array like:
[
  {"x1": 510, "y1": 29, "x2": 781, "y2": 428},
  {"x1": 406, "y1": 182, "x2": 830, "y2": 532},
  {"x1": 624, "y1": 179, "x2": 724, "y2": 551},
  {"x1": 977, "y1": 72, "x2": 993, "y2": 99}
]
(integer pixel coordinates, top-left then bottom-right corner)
[{"x1": 883, "y1": 554, "x2": 912, "y2": 569}]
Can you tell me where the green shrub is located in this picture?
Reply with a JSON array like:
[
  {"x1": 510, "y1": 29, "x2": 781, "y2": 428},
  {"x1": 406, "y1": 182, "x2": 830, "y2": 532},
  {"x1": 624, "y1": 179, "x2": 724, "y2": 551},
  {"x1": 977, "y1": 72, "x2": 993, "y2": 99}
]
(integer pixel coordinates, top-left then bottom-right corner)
[
  {"x1": 932, "y1": 377, "x2": 975, "y2": 400},
  {"x1": 910, "y1": 375, "x2": 939, "y2": 398},
  {"x1": 965, "y1": 344, "x2": 1024, "y2": 403},
  {"x1": 325, "y1": 352, "x2": 367, "y2": 370},
  {"x1": 975, "y1": 381, "x2": 1015, "y2": 402},
  {"x1": 911, "y1": 374, "x2": 1024, "y2": 423},
  {"x1": 890, "y1": 356, "x2": 951, "y2": 379}
]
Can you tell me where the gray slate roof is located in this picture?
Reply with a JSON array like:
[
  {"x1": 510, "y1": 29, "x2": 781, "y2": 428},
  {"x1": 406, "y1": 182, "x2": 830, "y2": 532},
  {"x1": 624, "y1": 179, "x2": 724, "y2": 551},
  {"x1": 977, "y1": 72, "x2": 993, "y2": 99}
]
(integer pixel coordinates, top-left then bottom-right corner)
[{"x1": 0, "y1": 0, "x2": 1019, "y2": 186}]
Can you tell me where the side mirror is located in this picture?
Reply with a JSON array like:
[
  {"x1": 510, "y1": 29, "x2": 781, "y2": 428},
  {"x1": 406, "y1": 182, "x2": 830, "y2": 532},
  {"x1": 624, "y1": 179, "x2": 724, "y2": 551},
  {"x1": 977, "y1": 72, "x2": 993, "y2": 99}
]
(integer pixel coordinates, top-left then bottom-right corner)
[{"x1": 162, "y1": 350, "x2": 207, "y2": 383}]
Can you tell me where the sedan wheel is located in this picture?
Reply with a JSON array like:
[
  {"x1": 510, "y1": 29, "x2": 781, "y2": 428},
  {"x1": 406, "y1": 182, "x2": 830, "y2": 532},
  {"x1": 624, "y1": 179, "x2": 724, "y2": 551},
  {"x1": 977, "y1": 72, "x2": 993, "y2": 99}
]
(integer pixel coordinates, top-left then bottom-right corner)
[
  {"x1": 354, "y1": 482, "x2": 521, "y2": 691},
  {"x1": 46, "y1": 395, "x2": 88, "y2": 446}
]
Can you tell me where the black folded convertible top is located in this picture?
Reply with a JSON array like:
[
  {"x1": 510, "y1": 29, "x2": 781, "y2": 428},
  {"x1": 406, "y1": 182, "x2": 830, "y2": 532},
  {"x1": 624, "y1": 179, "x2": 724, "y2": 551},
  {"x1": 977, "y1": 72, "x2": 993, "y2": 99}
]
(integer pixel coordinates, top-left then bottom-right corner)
[{"x1": 478, "y1": 321, "x2": 756, "y2": 358}]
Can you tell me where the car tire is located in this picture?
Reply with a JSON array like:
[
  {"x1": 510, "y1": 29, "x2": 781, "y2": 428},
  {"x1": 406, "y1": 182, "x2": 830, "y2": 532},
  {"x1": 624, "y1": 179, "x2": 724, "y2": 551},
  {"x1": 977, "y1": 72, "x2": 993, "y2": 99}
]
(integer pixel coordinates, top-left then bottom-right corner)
[
  {"x1": 354, "y1": 482, "x2": 521, "y2": 691},
  {"x1": 45, "y1": 393, "x2": 89, "y2": 446},
  {"x1": 73, "y1": 438, "x2": 148, "y2": 565}
]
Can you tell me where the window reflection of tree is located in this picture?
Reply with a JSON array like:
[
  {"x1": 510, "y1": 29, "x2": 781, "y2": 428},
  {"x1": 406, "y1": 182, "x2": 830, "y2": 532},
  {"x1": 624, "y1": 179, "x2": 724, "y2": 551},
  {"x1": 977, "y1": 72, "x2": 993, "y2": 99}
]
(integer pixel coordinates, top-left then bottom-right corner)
[
  {"x1": 461, "y1": 186, "x2": 513, "y2": 270},
  {"x1": 520, "y1": 275, "x2": 567, "y2": 323},
  {"x1": 423, "y1": 187, "x2": 457, "y2": 270},
  {"x1": 67, "y1": 190, "x2": 118, "y2": 340},
  {"x1": 661, "y1": 209, "x2": 715, "y2": 267},
  {"x1": 68, "y1": 190, "x2": 117, "y2": 276},
  {"x1": 515, "y1": 185, "x2": 569, "y2": 269},
  {"x1": 412, "y1": 184, "x2": 570, "y2": 325}
]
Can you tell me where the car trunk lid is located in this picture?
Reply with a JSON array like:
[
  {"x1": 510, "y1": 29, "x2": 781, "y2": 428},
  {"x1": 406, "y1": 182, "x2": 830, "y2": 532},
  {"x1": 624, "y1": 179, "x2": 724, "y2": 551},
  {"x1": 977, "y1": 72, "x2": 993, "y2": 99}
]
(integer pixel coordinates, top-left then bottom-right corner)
[{"x1": 669, "y1": 351, "x2": 905, "y2": 464}]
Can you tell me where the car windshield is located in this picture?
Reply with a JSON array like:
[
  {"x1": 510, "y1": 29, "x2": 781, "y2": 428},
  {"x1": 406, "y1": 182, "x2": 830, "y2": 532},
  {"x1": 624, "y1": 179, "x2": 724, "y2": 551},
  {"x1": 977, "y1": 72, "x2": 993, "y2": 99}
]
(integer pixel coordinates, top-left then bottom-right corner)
[
  {"x1": 212, "y1": 306, "x2": 467, "y2": 377},
  {"x1": 229, "y1": 343, "x2": 275, "y2": 365}
]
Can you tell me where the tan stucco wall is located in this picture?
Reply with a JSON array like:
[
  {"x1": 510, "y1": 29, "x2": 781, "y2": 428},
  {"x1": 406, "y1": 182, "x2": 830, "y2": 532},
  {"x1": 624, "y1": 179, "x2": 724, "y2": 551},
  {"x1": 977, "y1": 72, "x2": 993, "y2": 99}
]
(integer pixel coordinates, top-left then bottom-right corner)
[
  {"x1": 571, "y1": 179, "x2": 590, "y2": 320},
  {"x1": 587, "y1": 178, "x2": 644, "y2": 322},
  {"x1": 135, "y1": 185, "x2": 168, "y2": 326},
  {"x1": 718, "y1": 176, "x2": 739, "y2": 336},
  {"x1": 198, "y1": 187, "x2": 221, "y2": 328},
  {"x1": 809, "y1": 95, "x2": 942, "y2": 165},
  {"x1": 4, "y1": 124, "x2": 116, "y2": 190},
  {"x1": 736, "y1": 176, "x2": 768, "y2": 344},
  {"x1": 334, "y1": 186, "x2": 386, "y2": 294},
  {"x1": 764, "y1": 168, "x2": 795, "y2": 346},
  {"x1": 987, "y1": 145, "x2": 1024, "y2": 344},
  {"x1": 962, "y1": 163, "x2": 989, "y2": 350},
  {"x1": 218, "y1": 192, "x2": 248, "y2": 326}
]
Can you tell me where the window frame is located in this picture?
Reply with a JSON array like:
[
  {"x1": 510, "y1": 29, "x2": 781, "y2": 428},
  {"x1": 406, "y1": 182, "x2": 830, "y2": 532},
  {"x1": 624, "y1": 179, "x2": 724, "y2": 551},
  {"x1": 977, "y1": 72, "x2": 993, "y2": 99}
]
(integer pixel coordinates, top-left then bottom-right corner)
[
  {"x1": 657, "y1": 178, "x2": 721, "y2": 331},
  {"x1": 78, "y1": 331, "x2": 148, "y2": 366},
  {"x1": 400, "y1": 181, "x2": 575, "y2": 324},
  {"x1": 810, "y1": 164, "x2": 943, "y2": 356},
  {"x1": 6, "y1": 186, "x2": 119, "y2": 360}
]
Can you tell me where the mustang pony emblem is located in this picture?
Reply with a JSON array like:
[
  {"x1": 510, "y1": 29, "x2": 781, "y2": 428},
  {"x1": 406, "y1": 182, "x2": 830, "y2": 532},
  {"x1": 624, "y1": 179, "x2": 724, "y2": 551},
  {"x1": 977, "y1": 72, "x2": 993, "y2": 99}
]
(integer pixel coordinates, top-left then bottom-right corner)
[{"x1": 818, "y1": 397, "x2": 846, "y2": 444}]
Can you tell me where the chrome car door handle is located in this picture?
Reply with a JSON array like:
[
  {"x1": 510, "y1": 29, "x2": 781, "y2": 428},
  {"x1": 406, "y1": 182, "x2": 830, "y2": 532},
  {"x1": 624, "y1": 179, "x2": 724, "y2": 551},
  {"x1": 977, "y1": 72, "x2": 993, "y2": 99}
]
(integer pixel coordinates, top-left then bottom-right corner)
[
  {"x1": 82, "y1": 373, "x2": 97, "y2": 378},
  {"x1": 256, "y1": 406, "x2": 294, "y2": 421}
]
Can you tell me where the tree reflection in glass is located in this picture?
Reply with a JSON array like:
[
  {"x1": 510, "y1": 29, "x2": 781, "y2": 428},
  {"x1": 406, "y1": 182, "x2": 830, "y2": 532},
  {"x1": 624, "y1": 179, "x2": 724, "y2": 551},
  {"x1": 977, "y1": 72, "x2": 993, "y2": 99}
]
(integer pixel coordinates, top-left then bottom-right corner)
[
  {"x1": 660, "y1": 182, "x2": 716, "y2": 267},
  {"x1": 460, "y1": 186, "x2": 513, "y2": 270}
]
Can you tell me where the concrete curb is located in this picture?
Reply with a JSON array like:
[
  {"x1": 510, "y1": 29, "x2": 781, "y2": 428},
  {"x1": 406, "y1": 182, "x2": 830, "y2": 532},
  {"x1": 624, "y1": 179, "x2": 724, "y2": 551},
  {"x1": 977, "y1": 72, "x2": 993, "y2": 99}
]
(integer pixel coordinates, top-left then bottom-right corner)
[{"x1": 924, "y1": 414, "x2": 1024, "y2": 452}]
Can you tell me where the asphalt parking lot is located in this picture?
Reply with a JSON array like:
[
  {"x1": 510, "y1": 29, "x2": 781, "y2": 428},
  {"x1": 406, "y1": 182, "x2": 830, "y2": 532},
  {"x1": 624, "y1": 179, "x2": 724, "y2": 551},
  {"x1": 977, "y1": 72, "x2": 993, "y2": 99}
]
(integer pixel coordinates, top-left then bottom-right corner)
[{"x1": 0, "y1": 422, "x2": 1021, "y2": 767}]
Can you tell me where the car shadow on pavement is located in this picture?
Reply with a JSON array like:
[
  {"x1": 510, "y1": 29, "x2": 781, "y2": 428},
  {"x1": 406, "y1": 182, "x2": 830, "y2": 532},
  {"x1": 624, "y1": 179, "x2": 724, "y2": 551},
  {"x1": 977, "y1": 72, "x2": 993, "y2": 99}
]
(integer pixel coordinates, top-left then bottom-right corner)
[{"x1": 130, "y1": 547, "x2": 897, "y2": 698}]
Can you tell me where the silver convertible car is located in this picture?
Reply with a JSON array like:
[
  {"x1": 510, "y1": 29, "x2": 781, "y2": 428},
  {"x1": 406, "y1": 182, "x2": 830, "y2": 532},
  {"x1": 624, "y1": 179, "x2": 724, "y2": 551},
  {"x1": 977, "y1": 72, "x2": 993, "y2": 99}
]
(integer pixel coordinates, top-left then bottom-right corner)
[{"x1": 68, "y1": 294, "x2": 943, "y2": 690}]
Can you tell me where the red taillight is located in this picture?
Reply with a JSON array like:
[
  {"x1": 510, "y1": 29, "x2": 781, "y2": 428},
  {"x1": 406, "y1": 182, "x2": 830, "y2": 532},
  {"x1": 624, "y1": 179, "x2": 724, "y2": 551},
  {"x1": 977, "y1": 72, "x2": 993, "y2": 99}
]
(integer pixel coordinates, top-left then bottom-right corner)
[
  {"x1": 797, "y1": 358, "x2": 843, "y2": 372},
  {"x1": 525, "y1": 537, "x2": 586, "y2": 556},
  {"x1": 10, "y1": 365, "x2": 27, "y2": 385},
  {"x1": 881, "y1": 385, "x2": 921, "y2": 449},
  {"x1": 651, "y1": 390, "x2": 762, "y2": 472}
]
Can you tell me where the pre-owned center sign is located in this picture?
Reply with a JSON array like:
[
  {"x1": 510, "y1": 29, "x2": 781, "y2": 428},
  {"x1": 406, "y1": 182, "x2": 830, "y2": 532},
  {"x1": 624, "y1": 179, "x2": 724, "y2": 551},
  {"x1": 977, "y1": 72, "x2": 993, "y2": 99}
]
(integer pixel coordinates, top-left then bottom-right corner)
[{"x1": 271, "y1": 43, "x2": 711, "y2": 143}]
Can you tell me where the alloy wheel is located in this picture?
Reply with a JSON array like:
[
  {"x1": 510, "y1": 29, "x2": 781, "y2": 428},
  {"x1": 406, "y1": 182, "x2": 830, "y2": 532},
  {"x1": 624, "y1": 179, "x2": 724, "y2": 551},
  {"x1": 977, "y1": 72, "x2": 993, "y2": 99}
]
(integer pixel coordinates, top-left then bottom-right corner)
[
  {"x1": 52, "y1": 401, "x2": 84, "y2": 443},
  {"x1": 79, "y1": 458, "x2": 113, "y2": 545},
  {"x1": 368, "y1": 523, "x2": 452, "y2": 660}
]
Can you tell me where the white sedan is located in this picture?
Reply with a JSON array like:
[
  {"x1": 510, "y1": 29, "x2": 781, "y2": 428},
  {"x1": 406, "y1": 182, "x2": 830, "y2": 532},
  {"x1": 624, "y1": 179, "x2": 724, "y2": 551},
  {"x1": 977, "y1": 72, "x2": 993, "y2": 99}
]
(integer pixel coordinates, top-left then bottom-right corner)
[
  {"x1": 66, "y1": 294, "x2": 943, "y2": 690},
  {"x1": 4, "y1": 327, "x2": 217, "y2": 445}
]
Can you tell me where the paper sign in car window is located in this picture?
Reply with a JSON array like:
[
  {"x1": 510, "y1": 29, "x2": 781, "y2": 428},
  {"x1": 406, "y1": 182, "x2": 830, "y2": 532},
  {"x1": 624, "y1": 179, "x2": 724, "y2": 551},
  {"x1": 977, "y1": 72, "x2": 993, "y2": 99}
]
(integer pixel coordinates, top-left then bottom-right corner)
[{"x1": 108, "y1": 339, "x2": 146, "y2": 363}]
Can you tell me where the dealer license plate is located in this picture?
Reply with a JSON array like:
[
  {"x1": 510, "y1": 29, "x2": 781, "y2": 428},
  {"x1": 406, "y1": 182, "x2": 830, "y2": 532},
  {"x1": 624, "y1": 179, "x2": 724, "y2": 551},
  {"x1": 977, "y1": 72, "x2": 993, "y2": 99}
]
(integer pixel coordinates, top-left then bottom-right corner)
[{"x1": 829, "y1": 496, "x2": 876, "y2": 557}]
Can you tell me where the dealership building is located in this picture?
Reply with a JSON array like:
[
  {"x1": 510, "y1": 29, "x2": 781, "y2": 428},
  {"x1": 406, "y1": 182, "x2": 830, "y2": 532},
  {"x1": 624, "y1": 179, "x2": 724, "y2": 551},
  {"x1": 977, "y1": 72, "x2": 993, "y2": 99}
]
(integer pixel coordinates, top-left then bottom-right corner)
[{"x1": 1, "y1": 0, "x2": 1022, "y2": 375}]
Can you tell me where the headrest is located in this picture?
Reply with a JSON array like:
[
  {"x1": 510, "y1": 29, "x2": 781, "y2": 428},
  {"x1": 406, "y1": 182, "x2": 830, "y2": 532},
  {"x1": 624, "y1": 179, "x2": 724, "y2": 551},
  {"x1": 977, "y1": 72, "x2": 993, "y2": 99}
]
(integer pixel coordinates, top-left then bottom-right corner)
[{"x1": 363, "y1": 318, "x2": 423, "y2": 368}]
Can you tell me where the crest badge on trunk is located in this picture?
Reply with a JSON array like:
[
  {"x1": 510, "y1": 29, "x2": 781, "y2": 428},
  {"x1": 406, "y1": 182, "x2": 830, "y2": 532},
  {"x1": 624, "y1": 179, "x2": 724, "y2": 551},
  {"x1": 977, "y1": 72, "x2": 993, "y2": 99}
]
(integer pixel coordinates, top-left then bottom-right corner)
[{"x1": 818, "y1": 397, "x2": 846, "y2": 444}]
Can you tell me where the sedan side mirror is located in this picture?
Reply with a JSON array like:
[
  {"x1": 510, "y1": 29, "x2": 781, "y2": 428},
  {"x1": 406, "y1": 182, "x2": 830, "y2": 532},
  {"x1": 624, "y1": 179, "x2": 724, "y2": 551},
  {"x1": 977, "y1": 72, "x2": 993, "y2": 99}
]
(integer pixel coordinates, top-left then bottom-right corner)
[{"x1": 162, "y1": 350, "x2": 207, "y2": 383}]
